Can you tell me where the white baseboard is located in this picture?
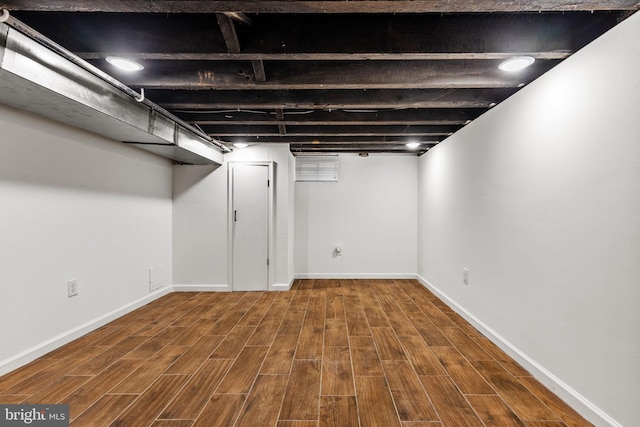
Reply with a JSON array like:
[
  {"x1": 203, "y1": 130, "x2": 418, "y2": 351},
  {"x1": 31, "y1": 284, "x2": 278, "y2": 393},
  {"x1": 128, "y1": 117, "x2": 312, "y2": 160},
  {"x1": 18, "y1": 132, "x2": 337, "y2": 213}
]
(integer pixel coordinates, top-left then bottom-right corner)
[
  {"x1": 271, "y1": 275, "x2": 295, "y2": 291},
  {"x1": 295, "y1": 273, "x2": 417, "y2": 279},
  {"x1": 415, "y1": 274, "x2": 621, "y2": 427},
  {"x1": 0, "y1": 286, "x2": 172, "y2": 377},
  {"x1": 172, "y1": 284, "x2": 231, "y2": 292}
]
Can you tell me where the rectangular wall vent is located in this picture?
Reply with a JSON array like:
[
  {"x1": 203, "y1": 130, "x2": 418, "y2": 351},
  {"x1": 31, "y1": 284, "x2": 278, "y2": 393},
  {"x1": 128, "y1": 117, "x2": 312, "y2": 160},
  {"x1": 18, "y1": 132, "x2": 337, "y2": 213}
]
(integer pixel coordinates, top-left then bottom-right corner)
[
  {"x1": 149, "y1": 265, "x2": 163, "y2": 291},
  {"x1": 295, "y1": 155, "x2": 339, "y2": 182}
]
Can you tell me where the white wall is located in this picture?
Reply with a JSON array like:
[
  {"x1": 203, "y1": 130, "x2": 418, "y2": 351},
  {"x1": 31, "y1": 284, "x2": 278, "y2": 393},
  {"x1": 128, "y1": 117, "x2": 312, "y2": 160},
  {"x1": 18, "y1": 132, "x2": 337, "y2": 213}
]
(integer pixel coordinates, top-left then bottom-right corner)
[
  {"x1": 287, "y1": 153, "x2": 296, "y2": 282},
  {"x1": 173, "y1": 144, "x2": 295, "y2": 290},
  {"x1": 0, "y1": 104, "x2": 173, "y2": 374},
  {"x1": 172, "y1": 164, "x2": 227, "y2": 286},
  {"x1": 295, "y1": 154, "x2": 417, "y2": 277},
  {"x1": 417, "y1": 12, "x2": 640, "y2": 427}
]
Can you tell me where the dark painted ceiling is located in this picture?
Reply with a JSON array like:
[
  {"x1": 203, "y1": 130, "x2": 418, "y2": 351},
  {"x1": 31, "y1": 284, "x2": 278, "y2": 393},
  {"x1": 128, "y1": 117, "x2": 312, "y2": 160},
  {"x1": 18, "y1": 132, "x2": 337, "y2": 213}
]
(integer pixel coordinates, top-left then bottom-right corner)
[{"x1": 2, "y1": 1, "x2": 639, "y2": 155}]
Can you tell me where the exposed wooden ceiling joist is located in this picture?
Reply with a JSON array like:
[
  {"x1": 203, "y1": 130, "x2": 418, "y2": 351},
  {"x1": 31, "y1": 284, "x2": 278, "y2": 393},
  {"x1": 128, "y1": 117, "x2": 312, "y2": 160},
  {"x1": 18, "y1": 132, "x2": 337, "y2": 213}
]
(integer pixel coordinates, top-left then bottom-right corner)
[
  {"x1": 148, "y1": 88, "x2": 514, "y2": 110},
  {"x1": 2, "y1": 3, "x2": 635, "y2": 154},
  {"x1": 290, "y1": 144, "x2": 431, "y2": 152},
  {"x1": 203, "y1": 124, "x2": 458, "y2": 136},
  {"x1": 2, "y1": 0, "x2": 638, "y2": 13},
  {"x1": 215, "y1": 13, "x2": 267, "y2": 84},
  {"x1": 195, "y1": 120, "x2": 468, "y2": 126},
  {"x1": 78, "y1": 52, "x2": 573, "y2": 61},
  {"x1": 275, "y1": 108, "x2": 287, "y2": 135},
  {"x1": 106, "y1": 60, "x2": 550, "y2": 90},
  {"x1": 215, "y1": 13, "x2": 241, "y2": 53},
  {"x1": 222, "y1": 135, "x2": 443, "y2": 144},
  {"x1": 176, "y1": 108, "x2": 484, "y2": 124}
]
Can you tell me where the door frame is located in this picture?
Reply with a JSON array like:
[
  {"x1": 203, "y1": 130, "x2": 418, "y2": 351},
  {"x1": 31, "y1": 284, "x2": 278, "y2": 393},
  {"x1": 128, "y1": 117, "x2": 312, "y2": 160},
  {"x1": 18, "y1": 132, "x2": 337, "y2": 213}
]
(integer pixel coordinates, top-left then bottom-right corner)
[{"x1": 227, "y1": 161, "x2": 275, "y2": 291}]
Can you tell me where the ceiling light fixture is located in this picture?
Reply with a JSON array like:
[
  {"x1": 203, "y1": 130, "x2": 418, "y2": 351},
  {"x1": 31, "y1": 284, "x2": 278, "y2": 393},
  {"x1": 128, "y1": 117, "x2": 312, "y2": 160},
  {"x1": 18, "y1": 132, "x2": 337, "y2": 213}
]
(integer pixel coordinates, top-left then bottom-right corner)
[
  {"x1": 234, "y1": 142, "x2": 249, "y2": 148},
  {"x1": 105, "y1": 56, "x2": 144, "y2": 72},
  {"x1": 498, "y1": 56, "x2": 535, "y2": 72},
  {"x1": 406, "y1": 142, "x2": 421, "y2": 149}
]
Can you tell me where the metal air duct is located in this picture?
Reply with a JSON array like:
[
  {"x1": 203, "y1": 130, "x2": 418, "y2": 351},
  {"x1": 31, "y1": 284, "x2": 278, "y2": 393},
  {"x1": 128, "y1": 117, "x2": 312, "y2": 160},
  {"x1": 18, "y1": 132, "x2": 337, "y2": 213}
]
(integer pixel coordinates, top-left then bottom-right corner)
[{"x1": 0, "y1": 13, "x2": 224, "y2": 165}]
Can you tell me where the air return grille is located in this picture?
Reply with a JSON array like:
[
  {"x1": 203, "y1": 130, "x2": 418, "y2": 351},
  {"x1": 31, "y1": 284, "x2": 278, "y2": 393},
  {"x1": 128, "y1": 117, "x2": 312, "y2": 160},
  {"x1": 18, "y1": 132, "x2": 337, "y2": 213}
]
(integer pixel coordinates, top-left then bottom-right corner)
[{"x1": 295, "y1": 155, "x2": 339, "y2": 182}]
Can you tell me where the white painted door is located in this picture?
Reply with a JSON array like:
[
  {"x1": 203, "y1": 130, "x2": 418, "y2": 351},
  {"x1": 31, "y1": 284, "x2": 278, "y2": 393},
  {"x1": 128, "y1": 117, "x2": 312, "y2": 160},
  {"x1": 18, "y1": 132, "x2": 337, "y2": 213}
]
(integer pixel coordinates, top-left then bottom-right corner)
[{"x1": 231, "y1": 164, "x2": 269, "y2": 291}]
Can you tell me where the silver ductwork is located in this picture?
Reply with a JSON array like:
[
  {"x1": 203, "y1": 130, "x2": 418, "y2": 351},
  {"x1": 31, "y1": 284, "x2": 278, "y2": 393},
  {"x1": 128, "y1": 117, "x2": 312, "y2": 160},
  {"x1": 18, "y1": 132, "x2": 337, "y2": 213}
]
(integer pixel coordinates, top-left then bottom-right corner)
[{"x1": 0, "y1": 15, "x2": 224, "y2": 165}]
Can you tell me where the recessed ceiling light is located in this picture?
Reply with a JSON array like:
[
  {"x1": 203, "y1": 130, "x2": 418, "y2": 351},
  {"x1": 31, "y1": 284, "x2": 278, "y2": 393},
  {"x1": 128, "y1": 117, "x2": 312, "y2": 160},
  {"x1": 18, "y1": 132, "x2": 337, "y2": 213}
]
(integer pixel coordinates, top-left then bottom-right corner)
[
  {"x1": 105, "y1": 56, "x2": 144, "y2": 72},
  {"x1": 406, "y1": 142, "x2": 421, "y2": 149},
  {"x1": 234, "y1": 142, "x2": 249, "y2": 148},
  {"x1": 498, "y1": 56, "x2": 535, "y2": 72}
]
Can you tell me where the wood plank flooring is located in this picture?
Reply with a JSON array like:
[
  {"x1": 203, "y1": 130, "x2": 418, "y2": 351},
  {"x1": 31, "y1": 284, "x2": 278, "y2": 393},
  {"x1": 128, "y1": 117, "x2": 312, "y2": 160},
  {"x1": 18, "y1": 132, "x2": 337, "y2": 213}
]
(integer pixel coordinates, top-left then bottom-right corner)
[{"x1": 0, "y1": 279, "x2": 593, "y2": 427}]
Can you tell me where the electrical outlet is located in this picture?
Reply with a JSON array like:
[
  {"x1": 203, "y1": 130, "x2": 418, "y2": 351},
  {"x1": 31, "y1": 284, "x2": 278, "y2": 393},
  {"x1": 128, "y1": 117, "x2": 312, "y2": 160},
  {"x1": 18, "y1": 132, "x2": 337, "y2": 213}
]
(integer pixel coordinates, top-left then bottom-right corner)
[
  {"x1": 463, "y1": 268, "x2": 469, "y2": 286},
  {"x1": 68, "y1": 279, "x2": 79, "y2": 297}
]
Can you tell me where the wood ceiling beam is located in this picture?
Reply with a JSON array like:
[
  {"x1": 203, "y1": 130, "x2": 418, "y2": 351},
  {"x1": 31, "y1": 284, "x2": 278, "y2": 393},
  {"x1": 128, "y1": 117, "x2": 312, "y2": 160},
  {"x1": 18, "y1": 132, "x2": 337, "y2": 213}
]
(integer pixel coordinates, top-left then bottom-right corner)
[
  {"x1": 153, "y1": 88, "x2": 514, "y2": 110},
  {"x1": 291, "y1": 141, "x2": 440, "y2": 146},
  {"x1": 201, "y1": 124, "x2": 460, "y2": 134},
  {"x1": 290, "y1": 144, "x2": 432, "y2": 151},
  {"x1": 210, "y1": 130, "x2": 455, "y2": 137},
  {"x1": 113, "y1": 60, "x2": 545, "y2": 90},
  {"x1": 214, "y1": 133, "x2": 451, "y2": 137},
  {"x1": 275, "y1": 108, "x2": 287, "y2": 135},
  {"x1": 288, "y1": 142, "x2": 439, "y2": 146},
  {"x1": 195, "y1": 120, "x2": 468, "y2": 126},
  {"x1": 216, "y1": 13, "x2": 268, "y2": 86},
  {"x1": 3, "y1": 1, "x2": 638, "y2": 13},
  {"x1": 219, "y1": 136, "x2": 443, "y2": 144},
  {"x1": 131, "y1": 82, "x2": 522, "y2": 90},
  {"x1": 78, "y1": 52, "x2": 572, "y2": 61},
  {"x1": 176, "y1": 108, "x2": 483, "y2": 124},
  {"x1": 252, "y1": 60, "x2": 267, "y2": 82},
  {"x1": 216, "y1": 13, "x2": 241, "y2": 53},
  {"x1": 163, "y1": 100, "x2": 491, "y2": 109},
  {"x1": 290, "y1": 146, "x2": 431, "y2": 155}
]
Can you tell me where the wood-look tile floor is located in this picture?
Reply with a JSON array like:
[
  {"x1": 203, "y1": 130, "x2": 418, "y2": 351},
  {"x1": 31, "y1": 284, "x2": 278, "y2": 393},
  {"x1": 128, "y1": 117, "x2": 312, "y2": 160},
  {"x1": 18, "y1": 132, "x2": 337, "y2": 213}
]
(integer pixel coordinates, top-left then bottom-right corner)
[{"x1": 0, "y1": 279, "x2": 593, "y2": 427}]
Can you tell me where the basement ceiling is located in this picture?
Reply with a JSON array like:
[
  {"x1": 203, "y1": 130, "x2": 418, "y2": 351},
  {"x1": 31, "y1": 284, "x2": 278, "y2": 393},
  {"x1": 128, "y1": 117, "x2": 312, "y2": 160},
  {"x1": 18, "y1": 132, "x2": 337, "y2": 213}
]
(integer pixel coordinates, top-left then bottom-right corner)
[{"x1": 2, "y1": 1, "x2": 639, "y2": 155}]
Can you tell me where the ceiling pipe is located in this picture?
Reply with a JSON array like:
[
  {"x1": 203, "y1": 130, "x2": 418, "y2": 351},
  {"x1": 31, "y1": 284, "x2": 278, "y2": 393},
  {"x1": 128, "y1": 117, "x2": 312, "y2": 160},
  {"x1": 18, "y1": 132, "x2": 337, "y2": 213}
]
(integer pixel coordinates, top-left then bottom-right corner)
[{"x1": 1, "y1": 12, "x2": 229, "y2": 153}]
